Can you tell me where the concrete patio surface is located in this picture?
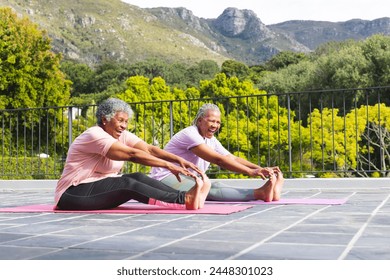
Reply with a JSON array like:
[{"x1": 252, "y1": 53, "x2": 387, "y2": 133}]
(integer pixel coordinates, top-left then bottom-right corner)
[{"x1": 0, "y1": 178, "x2": 389, "y2": 260}]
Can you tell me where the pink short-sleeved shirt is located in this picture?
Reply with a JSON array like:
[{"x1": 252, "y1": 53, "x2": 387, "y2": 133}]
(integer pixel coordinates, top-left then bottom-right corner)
[
  {"x1": 55, "y1": 126, "x2": 142, "y2": 204},
  {"x1": 150, "y1": 125, "x2": 230, "y2": 181}
]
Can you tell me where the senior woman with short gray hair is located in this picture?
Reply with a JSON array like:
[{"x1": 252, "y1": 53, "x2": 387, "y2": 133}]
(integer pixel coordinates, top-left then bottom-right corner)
[
  {"x1": 55, "y1": 98, "x2": 210, "y2": 211},
  {"x1": 151, "y1": 103, "x2": 284, "y2": 202}
]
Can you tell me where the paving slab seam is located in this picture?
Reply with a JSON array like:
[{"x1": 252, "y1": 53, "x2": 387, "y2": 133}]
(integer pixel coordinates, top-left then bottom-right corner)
[
  {"x1": 267, "y1": 241, "x2": 346, "y2": 248},
  {"x1": 302, "y1": 191, "x2": 323, "y2": 198},
  {"x1": 31, "y1": 214, "x2": 195, "y2": 260},
  {"x1": 337, "y1": 193, "x2": 390, "y2": 260},
  {"x1": 226, "y1": 205, "x2": 333, "y2": 260},
  {"x1": 0, "y1": 213, "x2": 56, "y2": 222},
  {"x1": 126, "y1": 202, "x2": 332, "y2": 260},
  {"x1": 36, "y1": 191, "x2": 357, "y2": 260},
  {"x1": 0, "y1": 219, "x2": 101, "y2": 246},
  {"x1": 125, "y1": 205, "x2": 286, "y2": 260},
  {"x1": 0, "y1": 213, "x2": 112, "y2": 233}
]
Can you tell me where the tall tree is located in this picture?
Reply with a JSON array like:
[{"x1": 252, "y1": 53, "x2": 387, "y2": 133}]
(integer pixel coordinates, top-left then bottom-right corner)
[
  {"x1": 60, "y1": 60, "x2": 95, "y2": 96},
  {"x1": 0, "y1": 7, "x2": 71, "y2": 109},
  {"x1": 220, "y1": 60, "x2": 250, "y2": 80},
  {"x1": 0, "y1": 7, "x2": 71, "y2": 169},
  {"x1": 265, "y1": 51, "x2": 307, "y2": 71}
]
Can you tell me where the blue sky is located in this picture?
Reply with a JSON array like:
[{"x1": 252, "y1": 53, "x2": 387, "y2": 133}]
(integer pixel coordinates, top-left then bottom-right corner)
[{"x1": 122, "y1": 0, "x2": 389, "y2": 25}]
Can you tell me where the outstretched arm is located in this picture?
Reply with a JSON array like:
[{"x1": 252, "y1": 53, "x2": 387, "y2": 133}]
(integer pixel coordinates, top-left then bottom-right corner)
[
  {"x1": 229, "y1": 155, "x2": 281, "y2": 178},
  {"x1": 190, "y1": 143, "x2": 271, "y2": 179},
  {"x1": 191, "y1": 143, "x2": 282, "y2": 179},
  {"x1": 132, "y1": 141, "x2": 202, "y2": 175},
  {"x1": 106, "y1": 141, "x2": 196, "y2": 181}
]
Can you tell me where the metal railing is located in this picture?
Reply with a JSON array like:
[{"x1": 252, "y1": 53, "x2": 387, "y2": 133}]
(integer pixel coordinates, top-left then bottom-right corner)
[{"x1": 1, "y1": 86, "x2": 390, "y2": 179}]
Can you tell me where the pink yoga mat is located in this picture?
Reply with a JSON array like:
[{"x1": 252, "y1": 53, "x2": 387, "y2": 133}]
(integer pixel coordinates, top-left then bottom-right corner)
[
  {"x1": 206, "y1": 198, "x2": 348, "y2": 205},
  {"x1": 0, "y1": 203, "x2": 252, "y2": 215}
]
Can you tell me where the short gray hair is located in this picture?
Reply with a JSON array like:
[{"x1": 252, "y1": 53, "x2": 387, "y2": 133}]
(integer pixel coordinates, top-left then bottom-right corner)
[
  {"x1": 192, "y1": 103, "x2": 220, "y2": 126},
  {"x1": 96, "y1": 98, "x2": 134, "y2": 125}
]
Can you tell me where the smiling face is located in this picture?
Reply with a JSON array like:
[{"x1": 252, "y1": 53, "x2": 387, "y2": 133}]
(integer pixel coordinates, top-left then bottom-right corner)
[
  {"x1": 196, "y1": 109, "x2": 221, "y2": 139},
  {"x1": 102, "y1": 111, "x2": 129, "y2": 139}
]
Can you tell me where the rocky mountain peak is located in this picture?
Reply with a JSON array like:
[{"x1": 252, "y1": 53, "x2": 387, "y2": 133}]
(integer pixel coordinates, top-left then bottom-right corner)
[
  {"x1": 212, "y1": 7, "x2": 273, "y2": 41},
  {"x1": 147, "y1": 7, "x2": 205, "y2": 32}
]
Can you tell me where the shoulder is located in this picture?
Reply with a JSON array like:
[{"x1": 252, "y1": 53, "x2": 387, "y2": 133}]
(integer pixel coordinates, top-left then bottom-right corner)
[
  {"x1": 120, "y1": 130, "x2": 143, "y2": 147},
  {"x1": 179, "y1": 125, "x2": 199, "y2": 136},
  {"x1": 75, "y1": 126, "x2": 109, "y2": 141},
  {"x1": 70, "y1": 126, "x2": 116, "y2": 154},
  {"x1": 174, "y1": 126, "x2": 201, "y2": 140}
]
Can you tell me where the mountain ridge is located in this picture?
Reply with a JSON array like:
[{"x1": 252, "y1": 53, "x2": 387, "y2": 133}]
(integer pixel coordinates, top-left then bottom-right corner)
[{"x1": 1, "y1": 0, "x2": 389, "y2": 66}]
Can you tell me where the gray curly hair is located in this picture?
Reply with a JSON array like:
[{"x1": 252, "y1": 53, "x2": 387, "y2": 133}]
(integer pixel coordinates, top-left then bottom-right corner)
[
  {"x1": 96, "y1": 98, "x2": 134, "y2": 126},
  {"x1": 192, "y1": 103, "x2": 220, "y2": 126}
]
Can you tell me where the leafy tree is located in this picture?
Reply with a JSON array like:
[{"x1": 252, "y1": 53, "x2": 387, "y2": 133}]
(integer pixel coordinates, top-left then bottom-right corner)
[
  {"x1": 360, "y1": 35, "x2": 390, "y2": 105},
  {"x1": 265, "y1": 51, "x2": 307, "y2": 71},
  {"x1": 302, "y1": 103, "x2": 390, "y2": 177},
  {"x1": 354, "y1": 104, "x2": 390, "y2": 176},
  {"x1": 125, "y1": 59, "x2": 219, "y2": 90},
  {"x1": 200, "y1": 73, "x2": 259, "y2": 100},
  {"x1": 128, "y1": 58, "x2": 168, "y2": 81},
  {"x1": 186, "y1": 60, "x2": 220, "y2": 87},
  {"x1": 60, "y1": 60, "x2": 95, "y2": 96},
  {"x1": 361, "y1": 35, "x2": 390, "y2": 86},
  {"x1": 258, "y1": 34, "x2": 390, "y2": 94},
  {"x1": 0, "y1": 7, "x2": 71, "y2": 109},
  {"x1": 247, "y1": 64, "x2": 267, "y2": 84},
  {"x1": 183, "y1": 86, "x2": 201, "y2": 99},
  {"x1": 305, "y1": 108, "x2": 359, "y2": 172},
  {"x1": 256, "y1": 60, "x2": 316, "y2": 93},
  {"x1": 118, "y1": 75, "x2": 152, "y2": 104},
  {"x1": 0, "y1": 7, "x2": 71, "y2": 162},
  {"x1": 164, "y1": 62, "x2": 188, "y2": 88},
  {"x1": 93, "y1": 61, "x2": 130, "y2": 93},
  {"x1": 220, "y1": 60, "x2": 250, "y2": 79},
  {"x1": 312, "y1": 44, "x2": 370, "y2": 90}
]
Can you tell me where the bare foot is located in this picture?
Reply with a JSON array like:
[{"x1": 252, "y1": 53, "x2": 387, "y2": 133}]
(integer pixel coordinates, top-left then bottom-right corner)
[
  {"x1": 184, "y1": 173, "x2": 211, "y2": 210},
  {"x1": 198, "y1": 173, "x2": 211, "y2": 209},
  {"x1": 185, "y1": 179, "x2": 201, "y2": 210},
  {"x1": 273, "y1": 171, "x2": 284, "y2": 201},
  {"x1": 254, "y1": 174, "x2": 276, "y2": 202}
]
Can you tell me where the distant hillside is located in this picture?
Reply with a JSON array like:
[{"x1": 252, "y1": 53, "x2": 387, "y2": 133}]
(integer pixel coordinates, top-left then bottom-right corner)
[
  {"x1": 0, "y1": 0, "x2": 229, "y2": 66},
  {"x1": 147, "y1": 7, "x2": 310, "y2": 65},
  {"x1": 1, "y1": 0, "x2": 389, "y2": 66},
  {"x1": 270, "y1": 18, "x2": 390, "y2": 50}
]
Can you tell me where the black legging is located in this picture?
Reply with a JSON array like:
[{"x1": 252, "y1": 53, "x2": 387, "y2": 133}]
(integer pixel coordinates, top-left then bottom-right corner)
[{"x1": 57, "y1": 172, "x2": 187, "y2": 210}]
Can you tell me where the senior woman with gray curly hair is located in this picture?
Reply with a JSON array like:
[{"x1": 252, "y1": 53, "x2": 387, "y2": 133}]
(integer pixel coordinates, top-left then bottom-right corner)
[{"x1": 55, "y1": 98, "x2": 210, "y2": 211}]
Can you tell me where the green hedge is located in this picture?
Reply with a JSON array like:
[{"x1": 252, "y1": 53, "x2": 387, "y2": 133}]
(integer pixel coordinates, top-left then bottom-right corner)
[{"x1": 0, "y1": 156, "x2": 64, "y2": 179}]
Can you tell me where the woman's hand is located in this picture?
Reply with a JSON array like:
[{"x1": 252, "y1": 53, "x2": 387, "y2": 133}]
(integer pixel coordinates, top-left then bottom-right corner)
[
  {"x1": 269, "y1": 166, "x2": 282, "y2": 173},
  {"x1": 167, "y1": 163, "x2": 197, "y2": 182},
  {"x1": 250, "y1": 167, "x2": 275, "y2": 179},
  {"x1": 176, "y1": 157, "x2": 202, "y2": 175}
]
